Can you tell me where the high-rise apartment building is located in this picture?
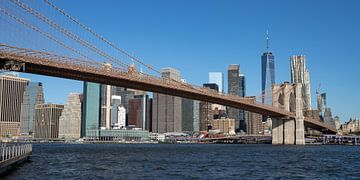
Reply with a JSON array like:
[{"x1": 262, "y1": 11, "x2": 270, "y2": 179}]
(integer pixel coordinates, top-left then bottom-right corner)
[
  {"x1": 199, "y1": 101, "x2": 213, "y2": 131},
  {"x1": 209, "y1": 72, "x2": 224, "y2": 93},
  {"x1": 20, "y1": 82, "x2": 44, "y2": 137},
  {"x1": 152, "y1": 68, "x2": 182, "y2": 133},
  {"x1": 261, "y1": 32, "x2": 275, "y2": 105},
  {"x1": 0, "y1": 74, "x2": 29, "y2": 138},
  {"x1": 33, "y1": 104, "x2": 64, "y2": 139},
  {"x1": 290, "y1": 55, "x2": 312, "y2": 110},
  {"x1": 245, "y1": 111, "x2": 263, "y2": 135},
  {"x1": 199, "y1": 83, "x2": 218, "y2": 131},
  {"x1": 81, "y1": 82, "x2": 100, "y2": 137},
  {"x1": 58, "y1": 93, "x2": 82, "y2": 140},
  {"x1": 227, "y1": 64, "x2": 245, "y2": 132}
]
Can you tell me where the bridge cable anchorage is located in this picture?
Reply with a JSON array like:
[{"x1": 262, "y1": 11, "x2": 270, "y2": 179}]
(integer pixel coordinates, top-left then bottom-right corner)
[
  {"x1": 10, "y1": 0, "x2": 129, "y2": 69},
  {"x1": 43, "y1": 0, "x2": 161, "y2": 74}
]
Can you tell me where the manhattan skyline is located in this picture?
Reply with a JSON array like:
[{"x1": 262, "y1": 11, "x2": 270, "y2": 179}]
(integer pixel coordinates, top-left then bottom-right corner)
[{"x1": 19, "y1": 0, "x2": 360, "y2": 121}]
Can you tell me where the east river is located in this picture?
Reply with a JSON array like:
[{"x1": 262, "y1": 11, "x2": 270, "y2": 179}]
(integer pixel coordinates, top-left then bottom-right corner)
[{"x1": 4, "y1": 143, "x2": 360, "y2": 179}]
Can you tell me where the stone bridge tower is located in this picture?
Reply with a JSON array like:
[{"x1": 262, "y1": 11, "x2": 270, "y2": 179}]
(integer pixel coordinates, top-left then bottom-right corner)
[{"x1": 272, "y1": 82, "x2": 305, "y2": 145}]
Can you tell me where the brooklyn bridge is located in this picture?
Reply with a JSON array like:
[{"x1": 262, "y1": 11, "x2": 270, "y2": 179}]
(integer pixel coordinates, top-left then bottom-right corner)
[{"x1": 0, "y1": 0, "x2": 336, "y2": 144}]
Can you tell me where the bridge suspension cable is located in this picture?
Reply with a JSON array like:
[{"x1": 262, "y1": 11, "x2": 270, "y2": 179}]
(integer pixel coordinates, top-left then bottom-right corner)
[
  {"x1": 9, "y1": 0, "x2": 129, "y2": 69},
  {"x1": 0, "y1": 7, "x2": 98, "y2": 64},
  {"x1": 43, "y1": 0, "x2": 161, "y2": 74}
]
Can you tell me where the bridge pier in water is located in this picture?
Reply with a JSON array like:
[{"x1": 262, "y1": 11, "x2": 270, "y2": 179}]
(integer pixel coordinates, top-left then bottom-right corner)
[
  {"x1": 272, "y1": 117, "x2": 305, "y2": 145},
  {"x1": 272, "y1": 82, "x2": 305, "y2": 145}
]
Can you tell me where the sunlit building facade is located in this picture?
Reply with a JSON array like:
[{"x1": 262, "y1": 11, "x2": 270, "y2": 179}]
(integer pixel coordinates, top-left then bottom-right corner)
[{"x1": 0, "y1": 75, "x2": 29, "y2": 138}]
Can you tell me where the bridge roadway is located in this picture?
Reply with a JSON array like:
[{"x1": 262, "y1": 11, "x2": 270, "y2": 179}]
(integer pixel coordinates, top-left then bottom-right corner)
[{"x1": 0, "y1": 44, "x2": 336, "y2": 133}]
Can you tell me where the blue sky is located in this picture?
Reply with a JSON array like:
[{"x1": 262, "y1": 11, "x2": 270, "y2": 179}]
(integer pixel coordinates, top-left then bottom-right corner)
[{"x1": 20, "y1": 0, "x2": 360, "y2": 122}]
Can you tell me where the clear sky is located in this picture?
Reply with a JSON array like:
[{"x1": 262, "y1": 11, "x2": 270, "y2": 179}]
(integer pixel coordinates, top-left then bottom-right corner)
[{"x1": 20, "y1": 0, "x2": 360, "y2": 122}]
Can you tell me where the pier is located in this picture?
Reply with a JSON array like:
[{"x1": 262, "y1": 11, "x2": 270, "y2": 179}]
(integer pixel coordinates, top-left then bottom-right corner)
[
  {"x1": 323, "y1": 135, "x2": 360, "y2": 145},
  {"x1": 0, "y1": 144, "x2": 32, "y2": 176}
]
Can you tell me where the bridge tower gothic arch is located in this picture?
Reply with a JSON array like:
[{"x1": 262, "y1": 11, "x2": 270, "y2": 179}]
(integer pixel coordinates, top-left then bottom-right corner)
[{"x1": 272, "y1": 82, "x2": 305, "y2": 145}]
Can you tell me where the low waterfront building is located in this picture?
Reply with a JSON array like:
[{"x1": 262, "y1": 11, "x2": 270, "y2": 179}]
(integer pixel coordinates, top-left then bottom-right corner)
[
  {"x1": 33, "y1": 104, "x2": 64, "y2": 139},
  {"x1": 149, "y1": 133, "x2": 165, "y2": 142},
  {"x1": 85, "y1": 129, "x2": 150, "y2": 141}
]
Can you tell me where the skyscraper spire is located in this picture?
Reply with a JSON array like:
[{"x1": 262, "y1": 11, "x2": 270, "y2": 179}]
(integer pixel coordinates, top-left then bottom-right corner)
[{"x1": 266, "y1": 30, "x2": 269, "y2": 53}]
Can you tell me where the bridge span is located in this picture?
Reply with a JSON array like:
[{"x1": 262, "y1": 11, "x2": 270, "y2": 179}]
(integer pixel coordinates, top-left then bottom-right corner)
[
  {"x1": 0, "y1": 44, "x2": 337, "y2": 138},
  {"x1": 0, "y1": 0, "x2": 336, "y2": 145}
]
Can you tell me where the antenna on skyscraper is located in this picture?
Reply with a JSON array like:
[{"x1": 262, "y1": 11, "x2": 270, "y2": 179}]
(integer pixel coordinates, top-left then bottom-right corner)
[
  {"x1": 316, "y1": 83, "x2": 322, "y2": 95},
  {"x1": 266, "y1": 30, "x2": 269, "y2": 53}
]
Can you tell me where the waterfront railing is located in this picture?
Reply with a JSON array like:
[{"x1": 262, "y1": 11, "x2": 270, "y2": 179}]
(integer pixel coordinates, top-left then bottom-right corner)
[{"x1": 0, "y1": 143, "x2": 32, "y2": 162}]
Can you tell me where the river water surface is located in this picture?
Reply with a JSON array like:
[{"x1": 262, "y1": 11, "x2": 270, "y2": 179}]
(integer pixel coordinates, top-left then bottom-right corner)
[{"x1": 4, "y1": 143, "x2": 360, "y2": 179}]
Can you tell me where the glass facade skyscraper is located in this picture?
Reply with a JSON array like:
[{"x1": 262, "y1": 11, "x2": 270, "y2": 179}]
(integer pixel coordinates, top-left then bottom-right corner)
[
  {"x1": 209, "y1": 72, "x2": 224, "y2": 93},
  {"x1": 261, "y1": 32, "x2": 275, "y2": 105},
  {"x1": 261, "y1": 52, "x2": 275, "y2": 105},
  {"x1": 81, "y1": 82, "x2": 100, "y2": 137},
  {"x1": 20, "y1": 82, "x2": 44, "y2": 136}
]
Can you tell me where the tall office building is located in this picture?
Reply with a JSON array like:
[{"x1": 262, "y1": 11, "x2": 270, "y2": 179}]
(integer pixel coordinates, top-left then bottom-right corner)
[
  {"x1": 290, "y1": 55, "x2": 312, "y2": 110},
  {"x1": 0, "y1": 74, "x2": 29, "y2": 138},
  {"x1": 152, "y1": 67, "x2": 182, "y2": 133},
  {"x1": 111, "y1": 86, "x2": 135, "y2": 113},
  {"x1": 261, "y1": 32, "x2": 275, "y2": 105},
  {"x1": 111, "y1": 95, "x2": 123, "y2": 128},
  {"x1": 81, "y1": 82, "x2": 100, "y2": 137},
  {"x1": 227, "y1": 64, "x2": 245, "y2": 132},
  {"x1": 20, "y1": 82, "x2": 44, "y2": 137},
  {"x1": 182, "y1": 98, "x2": 200, "y2": 132},
  {"x1": 239, "y1": 74, "x2": 246, "y2": 131},
  {"x1": 209, "y1": 72, "x2": 224, "y2": 93},
  {"x1": 100, "y1": 84, "x2": 112, "y2": 129},
  {"x1": 33, "y1": 104, "x2": 64, "y2": 139},
  {"x1": 161, "y1": 67, "x2": 181, "y2": 81},
  {"x1": 203, "y1": 83, "x2": 219, "y2": 92},
  {"x1": 128, "y1": 95, "x2": 152, "y2": 131},
  {"x1": 317, "y1": 93, "x2": 326, "y2": 117},
  {"x1": 58, "y1": 93, "x2": 82, "y2": 140}
]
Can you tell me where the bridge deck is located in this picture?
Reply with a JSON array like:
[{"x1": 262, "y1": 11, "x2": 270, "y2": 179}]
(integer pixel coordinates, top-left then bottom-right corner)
[{"x1": 0, "y1": 44, "x2": 336, "y2": 133}]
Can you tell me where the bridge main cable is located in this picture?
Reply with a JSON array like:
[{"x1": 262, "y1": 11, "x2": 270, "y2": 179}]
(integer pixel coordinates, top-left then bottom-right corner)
[
  {"x1": 10, "y1": 0, "x2": 129, "y2": 69},
  {"x1": 43, "y1": 0, "x2": 160, "y2": 74}
]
